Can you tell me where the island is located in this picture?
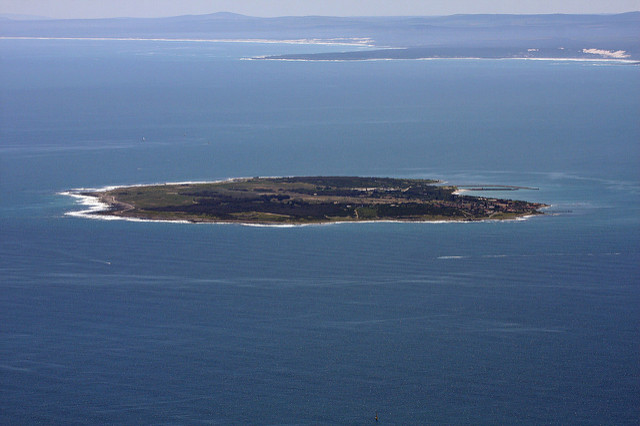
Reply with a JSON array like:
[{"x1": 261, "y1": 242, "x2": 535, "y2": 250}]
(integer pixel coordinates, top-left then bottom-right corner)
[{"x1": 76, "y1": 176, "x2": 547, "y2": 224}]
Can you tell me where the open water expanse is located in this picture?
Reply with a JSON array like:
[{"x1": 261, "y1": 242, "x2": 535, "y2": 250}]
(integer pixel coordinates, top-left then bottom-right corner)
[{"x1": 1, "y1": 39, "x2": 639, "y2": 424}]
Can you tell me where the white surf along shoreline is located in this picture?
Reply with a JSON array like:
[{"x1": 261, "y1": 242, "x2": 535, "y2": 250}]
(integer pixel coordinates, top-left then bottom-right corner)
[
  {"x1": 0, "y1": 36, "x2": 375, "y2": 47},
  {"x1": 255, "y1": 56, "x2": 638, "y2": 64},
  {"x1": 59, "y1": 179, "x2": 544, "y2": 227},
  {"x1": 3, "y1": 38, "x2": 635, "y2": 64}
]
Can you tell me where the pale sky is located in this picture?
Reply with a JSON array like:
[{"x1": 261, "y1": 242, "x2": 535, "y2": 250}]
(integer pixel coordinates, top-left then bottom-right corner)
[{"x1": 2, "y1": 0, "x2": 640, "y2": 19}]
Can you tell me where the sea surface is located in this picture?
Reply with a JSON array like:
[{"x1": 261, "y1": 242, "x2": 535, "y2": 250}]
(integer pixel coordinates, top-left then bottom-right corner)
[{"x1": 1, "y1": 39, "x2": 639, "y2": 424}]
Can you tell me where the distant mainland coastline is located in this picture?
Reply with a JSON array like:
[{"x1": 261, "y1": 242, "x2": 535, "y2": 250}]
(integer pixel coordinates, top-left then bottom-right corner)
[
  {"x1": 4, "y1": 12, "x2": 638, "y2": 62},
  {"x1": 255, "y1": 47, "x2": 639, "y2": 62},
  {"x1": 66, "y1": 177, "x2": 547, "y2": 225}
]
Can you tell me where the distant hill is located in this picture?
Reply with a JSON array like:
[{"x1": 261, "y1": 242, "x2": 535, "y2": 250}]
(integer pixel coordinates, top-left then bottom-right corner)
[{"x1": 1, "y1": 12, "x2": 638, "y2": 60}]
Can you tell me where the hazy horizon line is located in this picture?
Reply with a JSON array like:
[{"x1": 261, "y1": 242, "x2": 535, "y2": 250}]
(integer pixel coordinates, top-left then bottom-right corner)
[{"x1": 2, "y1": 10, "x2": 639, "y2": 21}]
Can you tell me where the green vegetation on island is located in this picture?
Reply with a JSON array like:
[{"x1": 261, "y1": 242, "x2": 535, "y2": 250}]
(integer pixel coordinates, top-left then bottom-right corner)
[{"x1": 82, "y1": 176, "x2": 547, "y2": 224}]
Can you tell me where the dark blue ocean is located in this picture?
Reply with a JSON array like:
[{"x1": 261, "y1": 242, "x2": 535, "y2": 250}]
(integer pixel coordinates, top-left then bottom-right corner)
[{"x1": 1, "y1": 39, "x2": 639, "y2": 424}]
